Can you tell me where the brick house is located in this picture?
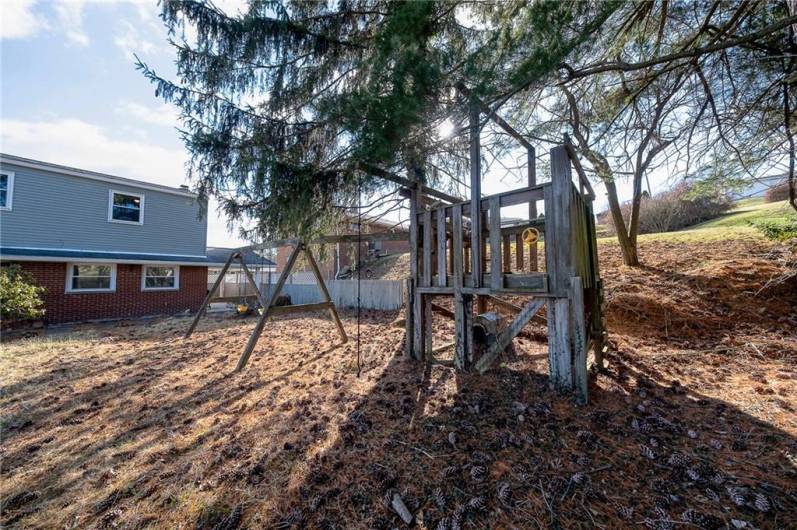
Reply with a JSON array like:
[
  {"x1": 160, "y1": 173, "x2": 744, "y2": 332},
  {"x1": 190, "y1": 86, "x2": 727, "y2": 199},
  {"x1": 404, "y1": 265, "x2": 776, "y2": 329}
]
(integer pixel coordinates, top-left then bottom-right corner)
[
  {"x1": 0, "y1": 154, "x2": 210, "y2": 324},
  {"x1": 274, "y1": 215, "x2": 409, "y2": 280}
]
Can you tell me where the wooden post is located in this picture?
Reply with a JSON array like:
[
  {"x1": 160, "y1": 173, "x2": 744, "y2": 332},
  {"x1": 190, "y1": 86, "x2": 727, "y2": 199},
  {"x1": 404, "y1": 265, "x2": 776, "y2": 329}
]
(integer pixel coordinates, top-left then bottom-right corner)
[
  {"x1": 437, "y1": 208, "x2": 447, "y2": 287},
  {"x1": 409, "y1": 186, "x2": 422, "y2": 359},
  {"x1": 528, "y1": 147, "x2": 539, "y2": 271},
  {"x1": 570, "y1": 277, "x2": 588, "y2": 404},
  {"x1": 469, "y1": 100, "x2": 482, "y2": 288},
  {"x1": 236, "y1": 244, "x2": 302, "y2": 371},
  {"x1": 185, "y1": 251, "x2": 237, "y2": 338},
  {"x1": 489, "y1": 196, "x2": 501, "y2": 289},
  {"x1": 546, "y1": 145, "x2": 576, "y2": 391},
  {"x1": 304, "y1": 245, "x2": 348, "y2": 343},
  {"x1": 404, "y1": 278, "x2": 413, "y2": 358},
  {"x1": 422, "y1": 210, "x2": 432, "y2": 287},
  {"x1": 452, "y1": 204, "x2": 469, "y2": 370}
]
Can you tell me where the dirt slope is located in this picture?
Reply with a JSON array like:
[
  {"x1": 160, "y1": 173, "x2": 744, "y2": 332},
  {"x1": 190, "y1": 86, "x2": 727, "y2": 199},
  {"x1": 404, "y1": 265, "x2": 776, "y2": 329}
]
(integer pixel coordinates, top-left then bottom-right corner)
[{"x1": 1, "y1": 238, "x2": 795, "y2": 529}]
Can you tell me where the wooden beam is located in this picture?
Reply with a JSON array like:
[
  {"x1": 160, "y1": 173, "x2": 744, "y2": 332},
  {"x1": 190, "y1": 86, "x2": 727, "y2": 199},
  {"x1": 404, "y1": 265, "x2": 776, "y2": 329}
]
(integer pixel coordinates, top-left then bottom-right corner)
[
  {"x1": 570, "y1": 277, "x2": 588, "y2": 404},
  {"x1": 484, "y1": 294, "x2": 546, "y2": 324},
  {"x1": 237, "y1": 244, "x2": 302, "y2": 371},
  {"x1": 360, "y1": 162, "x2": 464, "y2": 204},
  {"x1": 528, "y1": 147, "x2": 538, "y2": 271},
  {"x1": 456, "y1": 82, "x2": 534, "y2": 151},
  {"x1": 238, "y1": 257, "x2": 268, "y2": 309},
  {"x1": 422, "y1": 210, "x2": 432, "y2": 287},
  {"x1": 268, "y1": 301, "x2": 333, "y2": 315},
  {"x1": 563, "y1": 134, "x2": 596, "y2": 201},
  {"x1": 548, "y1": 297, "x2": 573, "y2": 391},
  {"x1": 185, "y1": 251, "x2": 237, "y2": 338},
  {"x1": 475, "y1": 299, "x2": 546, "y2": 374},
  {"x1": 242, "y1": 231, "x2": 408, "y2": 252},
  {"x1": 304, "y1": 245, "x2": 348, "y2": 343},
  {"x1": 470, "y1": 100, "x2": 482, "y2": 288},
  {"x1": 437, "y1": 207, "x2": 447, "y2": 287},
  {"x1": 410, "y1": 188, "x2": 423, "y2": 359}
]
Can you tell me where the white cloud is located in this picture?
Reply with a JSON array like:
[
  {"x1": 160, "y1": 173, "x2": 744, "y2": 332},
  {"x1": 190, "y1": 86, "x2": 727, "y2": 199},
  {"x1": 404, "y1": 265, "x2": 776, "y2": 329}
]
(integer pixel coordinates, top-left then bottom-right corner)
[
  {"x1": 0, "y1": 117, "x2": 246, "y2": 246},
  {"x1": 117, "y1": 100, "x2": 180, "y2": 127},
  {"x1": 1, "y1": 0, "x2": 48, "y2": 40},
  {"x1": 53, "y1": 0, "x2": 89, "y2": 46},
  {"x1": 114, "y1": 19, "x2": 163, "y2": 57}
]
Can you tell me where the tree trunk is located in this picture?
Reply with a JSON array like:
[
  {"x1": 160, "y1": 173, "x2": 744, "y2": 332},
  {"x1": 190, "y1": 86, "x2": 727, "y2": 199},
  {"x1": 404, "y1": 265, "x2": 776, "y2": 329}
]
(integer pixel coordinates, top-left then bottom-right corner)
[{"x1": 605, "y1": 177, "x2": 640, "y2": 266}]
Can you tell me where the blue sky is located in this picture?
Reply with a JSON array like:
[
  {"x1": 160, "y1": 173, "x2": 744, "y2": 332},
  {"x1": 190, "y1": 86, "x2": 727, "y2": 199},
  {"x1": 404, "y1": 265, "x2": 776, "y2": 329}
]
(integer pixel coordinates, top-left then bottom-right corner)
[{"x1": 1, "y1": 0, "x2": 248, "y2": 246}]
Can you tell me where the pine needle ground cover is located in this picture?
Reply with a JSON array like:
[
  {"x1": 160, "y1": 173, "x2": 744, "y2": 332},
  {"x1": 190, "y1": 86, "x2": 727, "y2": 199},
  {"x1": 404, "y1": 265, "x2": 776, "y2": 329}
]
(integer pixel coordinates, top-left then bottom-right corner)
[{"x1": 1, "y1": 238, "x2": 795, "y2": 529}]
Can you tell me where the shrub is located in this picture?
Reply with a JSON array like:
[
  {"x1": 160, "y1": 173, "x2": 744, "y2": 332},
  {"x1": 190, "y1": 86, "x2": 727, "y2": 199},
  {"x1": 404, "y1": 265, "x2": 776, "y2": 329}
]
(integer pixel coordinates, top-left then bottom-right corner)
[
  {"x1": 764, "y1": 180, "x2": 792, "y2": 203},
  {"x1": 752, "y1": 219, "x2": 797, "y2": 241},
  {"x1": 605, "y1": 183, "x2": 732, "y2": 235},
  {"x1": 0, "y1": 265, "x2": 46, "y2": 322}
]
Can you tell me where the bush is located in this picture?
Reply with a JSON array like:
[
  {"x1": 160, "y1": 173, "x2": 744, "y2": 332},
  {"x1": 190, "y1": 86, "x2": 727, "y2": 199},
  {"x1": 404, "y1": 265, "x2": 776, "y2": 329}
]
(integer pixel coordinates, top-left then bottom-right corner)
[
  {"x1": 605, "y1": 183, "x2": 732, "y2": 235},
  {"x1": 0, "y1": 265, "x2": 46, "y2": 322},
  {"x1": 764, "y1": 180, "x2": 792, "y2": 203},
  {"x1": 752, "y1": 219, "x2": 797, "y2": 241}
]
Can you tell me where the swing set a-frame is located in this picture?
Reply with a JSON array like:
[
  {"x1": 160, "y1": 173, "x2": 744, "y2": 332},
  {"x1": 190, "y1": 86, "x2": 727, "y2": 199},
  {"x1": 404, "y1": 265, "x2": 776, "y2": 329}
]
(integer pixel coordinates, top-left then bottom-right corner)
[{"x1": 184, "y1": 232, "x2": 408, "y2": 371}]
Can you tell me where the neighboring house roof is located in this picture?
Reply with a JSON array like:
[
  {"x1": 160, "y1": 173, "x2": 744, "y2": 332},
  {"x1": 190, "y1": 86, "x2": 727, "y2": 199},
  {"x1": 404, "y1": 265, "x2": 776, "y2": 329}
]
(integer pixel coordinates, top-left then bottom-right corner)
[
  {"x1": 0, "y1": 247, "x2": 209, "y2": 265},
  {"x1": 0, "y1": 153, "x2": 198, "y2": 198},
  {"x1": 206, "y1": 247, "x2": 276, "y2": 268}
]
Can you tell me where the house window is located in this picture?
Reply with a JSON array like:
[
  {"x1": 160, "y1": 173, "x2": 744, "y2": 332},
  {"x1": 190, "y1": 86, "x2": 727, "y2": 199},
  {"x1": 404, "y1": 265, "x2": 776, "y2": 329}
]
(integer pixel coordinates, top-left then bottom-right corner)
[
  {"x1": 108, "y1": 190, "x2": 144, "y2": 224},
  {"x1": 142, "y1": 265, "x2": 179, "y2": 290},
  {"x1": 66, "y1": 263, "x2": 116, "y2": 292},
  {"x1": 0, "y1": 171, "x2": 14, "y2": 210}
]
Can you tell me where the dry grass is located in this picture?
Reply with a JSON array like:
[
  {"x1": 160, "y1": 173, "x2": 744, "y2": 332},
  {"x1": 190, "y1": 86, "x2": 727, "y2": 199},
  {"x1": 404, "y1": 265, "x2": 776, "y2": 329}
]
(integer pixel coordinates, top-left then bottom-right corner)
[{"x1": 1, "y1": 238, "x2": 796, "y2": 529}]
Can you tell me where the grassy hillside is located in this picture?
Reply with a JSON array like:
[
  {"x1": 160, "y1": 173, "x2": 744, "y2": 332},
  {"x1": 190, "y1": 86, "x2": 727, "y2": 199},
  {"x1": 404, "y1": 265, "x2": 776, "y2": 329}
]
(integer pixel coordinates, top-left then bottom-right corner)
[{"x1": 598, "y1": 199, "x2": 796, "y2": 244}]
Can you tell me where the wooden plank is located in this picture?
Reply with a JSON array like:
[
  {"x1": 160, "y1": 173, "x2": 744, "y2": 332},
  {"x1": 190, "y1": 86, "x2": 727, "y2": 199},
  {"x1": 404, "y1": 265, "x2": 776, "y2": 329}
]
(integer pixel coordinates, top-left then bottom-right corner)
[
  {"x1": 404, "y1": 278, "x2": 413, "y2": 358},
  {"x1": 479, "y1": 187, "x2": 545, "y2": 212},
  {"x1": 475, "y1": 299, "x2": 546, "y2": 374},
  {"x1": 570, "y1": 277, "x2": 588, "y2": 404},
  {"x1": 502, "y1": 234, "x2": 511, "y2": 272},
  {"x1": 410, "y1": 188, "x2": 422, "y2": 359},
  {"x1": 452, "y1": 204, "x2": 463, "y2": 288},
  {"x1": 437, "y1": 207, "x2": 447, "y2": 287},
  {"x1": 268, "y1": 301, "x2": 333, "y2": 315},
  {"x1": 303, "y1": 246, "x2": 348, "y2": 343},
  {"x1": 489, "y1": 196, "x2": 502, "y2": 289},
  {"x1": 242, "y1": 231, "x2": 408, "y2": 252},
  {"x1": 514, "y1": 233, "x2": 524, "y2": 271},
  {"x1": 431, "y1": 303, "x2": 455, "y2": 320},
  {"x1": 484, "y1": 294, "x2": 546, "y2": 324},
  {"x1": 548, "y1": 297, "x2": 573, "y2": 391},
  {"x1": 544, "y1": 183, "x2": 557, "y2": 290},
  {"x1": 550, "y1": 145, "x2": 575, "y2": 294},
  {"x1": 236, "y1": 244, "x2": 302, "y2": 371},
  {"x1": 528, "y1": 147, "x2": 538, "y2": 271},
  {"x1": 422, "y1": 210, "x2": 432, "y2": 287},
  {"x1": 423, "y1": 294, "x2": 433, "y2": 361},
  {"x1": 470, "y1": 99, "x2": 482, "y2": 288},
  {"x1": 185, "y1": 251, "x2": 237, "y2": 338}
]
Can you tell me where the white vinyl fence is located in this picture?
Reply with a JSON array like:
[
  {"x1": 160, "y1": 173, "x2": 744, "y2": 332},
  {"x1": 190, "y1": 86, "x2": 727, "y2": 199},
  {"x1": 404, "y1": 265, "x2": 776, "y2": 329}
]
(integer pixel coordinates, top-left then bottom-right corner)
[
  {"x1": 263, "y1": 280, "x2": 404, "y2": 310},
  {"x1": 210, "y1": 279, "x2": 405, "y2": 310}
]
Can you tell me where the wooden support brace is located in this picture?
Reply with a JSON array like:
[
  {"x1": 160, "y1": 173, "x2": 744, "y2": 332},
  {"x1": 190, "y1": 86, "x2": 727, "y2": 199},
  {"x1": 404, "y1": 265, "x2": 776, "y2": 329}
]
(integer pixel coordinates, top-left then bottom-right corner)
[
  {"x1": 475, "y1": 299, "x2": 546, "y2": 374},
  {"x1": 185, "y1": 251, "x2": 237, "y2": 338}
]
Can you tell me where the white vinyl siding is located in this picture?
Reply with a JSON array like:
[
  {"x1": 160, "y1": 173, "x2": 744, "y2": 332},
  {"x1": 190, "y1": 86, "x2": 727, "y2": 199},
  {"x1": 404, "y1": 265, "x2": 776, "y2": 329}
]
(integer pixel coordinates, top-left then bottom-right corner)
[
  {"x1": 142, "y1": 265, "x2": 179, "y2": 290},
  {"x1": 108, "y1": 190, "x2": 144, "y2": 225},
  {"x1": 0, "y1": 171, "x2": 14, "y2": 210},
  {"x1": 66, "y1": 263, "x2": 117, "y2": 292}
]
